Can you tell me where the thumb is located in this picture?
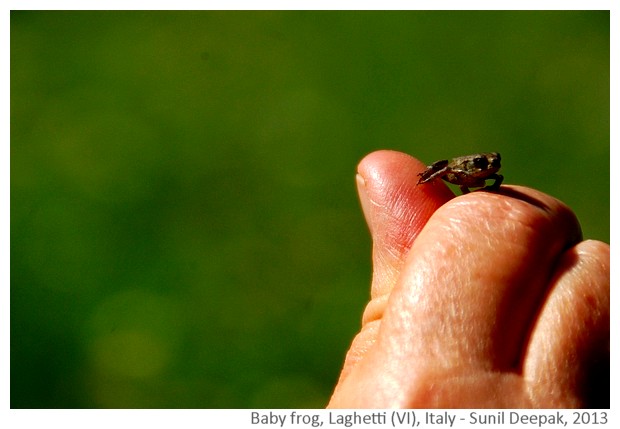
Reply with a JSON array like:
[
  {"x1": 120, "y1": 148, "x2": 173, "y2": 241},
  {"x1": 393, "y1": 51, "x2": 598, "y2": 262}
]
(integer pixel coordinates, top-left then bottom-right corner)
[{"x1": 331, "y1": 151, "x2": 452, "y2": 387}]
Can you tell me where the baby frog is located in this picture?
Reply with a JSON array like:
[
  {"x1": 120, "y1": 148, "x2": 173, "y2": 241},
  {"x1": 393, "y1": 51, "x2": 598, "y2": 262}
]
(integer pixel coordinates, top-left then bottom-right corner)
[{"x1": 417, "y1": 152, "x2": 503, "y2": 194}]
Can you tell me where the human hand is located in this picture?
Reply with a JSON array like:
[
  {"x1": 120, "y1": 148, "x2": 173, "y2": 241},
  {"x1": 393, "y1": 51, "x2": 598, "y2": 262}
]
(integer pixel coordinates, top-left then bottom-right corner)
[{"x1": 328, "y1": 150, "x2": 609, "y2": 408}]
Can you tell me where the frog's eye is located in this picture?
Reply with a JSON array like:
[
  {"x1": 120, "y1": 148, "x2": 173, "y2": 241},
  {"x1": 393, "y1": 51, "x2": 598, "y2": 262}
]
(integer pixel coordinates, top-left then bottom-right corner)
[{"x1": 473, "y1": 157, "x2": 488, "y2": 169}]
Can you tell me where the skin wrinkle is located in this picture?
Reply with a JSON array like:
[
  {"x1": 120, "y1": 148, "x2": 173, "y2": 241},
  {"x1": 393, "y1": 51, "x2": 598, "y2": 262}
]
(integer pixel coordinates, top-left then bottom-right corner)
[
  {"x1": 364, "y1": 187, "x2": 419, "y2": 259},
  {"x1": 362, "y1": 293, "x2": 389, "y2": 325},
  {"x1": 363, "y1": 171, "x2": 438, "y2": 304},
  {"x1": 387, "y1": 188, "x2": 425, "y2": 248},
  {"x1": 370, "y1": 250, "x2": 399, "y2": 301},
  {"x1": 384, "y1": 260, "x2": 470, "y2": 370}
]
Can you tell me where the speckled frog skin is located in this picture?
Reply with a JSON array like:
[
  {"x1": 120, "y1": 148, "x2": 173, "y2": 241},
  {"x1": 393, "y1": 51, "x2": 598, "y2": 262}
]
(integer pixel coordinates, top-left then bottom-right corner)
[{"x1": 417, "y1": 152, "x2": 503, "y2": 194}]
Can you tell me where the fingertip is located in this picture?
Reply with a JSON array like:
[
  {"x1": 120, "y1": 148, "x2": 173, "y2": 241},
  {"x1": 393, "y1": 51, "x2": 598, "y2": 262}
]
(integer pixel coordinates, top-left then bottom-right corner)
[{"x1": 356, "y1": 150, "x2": 426, "y2": 189}]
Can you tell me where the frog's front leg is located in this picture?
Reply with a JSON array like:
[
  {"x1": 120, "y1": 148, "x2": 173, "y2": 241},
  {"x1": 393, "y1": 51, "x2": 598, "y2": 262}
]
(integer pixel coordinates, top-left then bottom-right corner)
[
  {"x1": 485, "y1": 174, "x2": 504, "y2": 191},
  {"x1": 459, "y1": 185, "x2": 471, "y2": 194}
]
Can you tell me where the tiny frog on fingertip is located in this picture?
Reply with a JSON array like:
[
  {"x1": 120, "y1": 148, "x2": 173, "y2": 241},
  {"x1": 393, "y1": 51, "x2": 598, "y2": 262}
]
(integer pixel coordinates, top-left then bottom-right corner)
[{"x1": 417, "y1": 153, "x2": 503, "y2": 194}]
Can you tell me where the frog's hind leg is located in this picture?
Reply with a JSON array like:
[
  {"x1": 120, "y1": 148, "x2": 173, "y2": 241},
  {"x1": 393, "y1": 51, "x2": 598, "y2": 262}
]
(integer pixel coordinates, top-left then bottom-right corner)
[{"x1": 417, "y1": 160, "x2": 449, "y2": 184}]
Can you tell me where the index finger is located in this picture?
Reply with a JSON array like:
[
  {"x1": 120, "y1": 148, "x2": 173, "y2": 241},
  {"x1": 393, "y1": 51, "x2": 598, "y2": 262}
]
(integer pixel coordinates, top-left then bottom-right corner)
[{"x1": 380, "y1": 185, "x2": 582, "y2": 373}]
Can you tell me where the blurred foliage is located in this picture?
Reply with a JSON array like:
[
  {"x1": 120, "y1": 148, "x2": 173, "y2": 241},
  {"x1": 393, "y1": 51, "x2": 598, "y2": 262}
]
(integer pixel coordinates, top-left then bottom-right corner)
[{"x1": 11, "y1": 11, "x2": 609, "y2": 408}]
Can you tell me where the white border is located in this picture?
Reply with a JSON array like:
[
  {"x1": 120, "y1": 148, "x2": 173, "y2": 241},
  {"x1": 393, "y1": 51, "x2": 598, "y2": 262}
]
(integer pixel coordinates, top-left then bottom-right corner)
[
  {"x1": 4, "y1": 1, "x2": 615, "y2": 423},
  {"x1": 3, "y1": 0, "x2": 617, "y2": 11}
]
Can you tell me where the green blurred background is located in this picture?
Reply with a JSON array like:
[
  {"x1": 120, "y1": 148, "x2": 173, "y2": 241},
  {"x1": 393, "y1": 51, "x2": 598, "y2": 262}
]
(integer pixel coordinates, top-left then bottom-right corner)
[{"x1": 11, "y1": 11, "x2": 609, "y2": 408}]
